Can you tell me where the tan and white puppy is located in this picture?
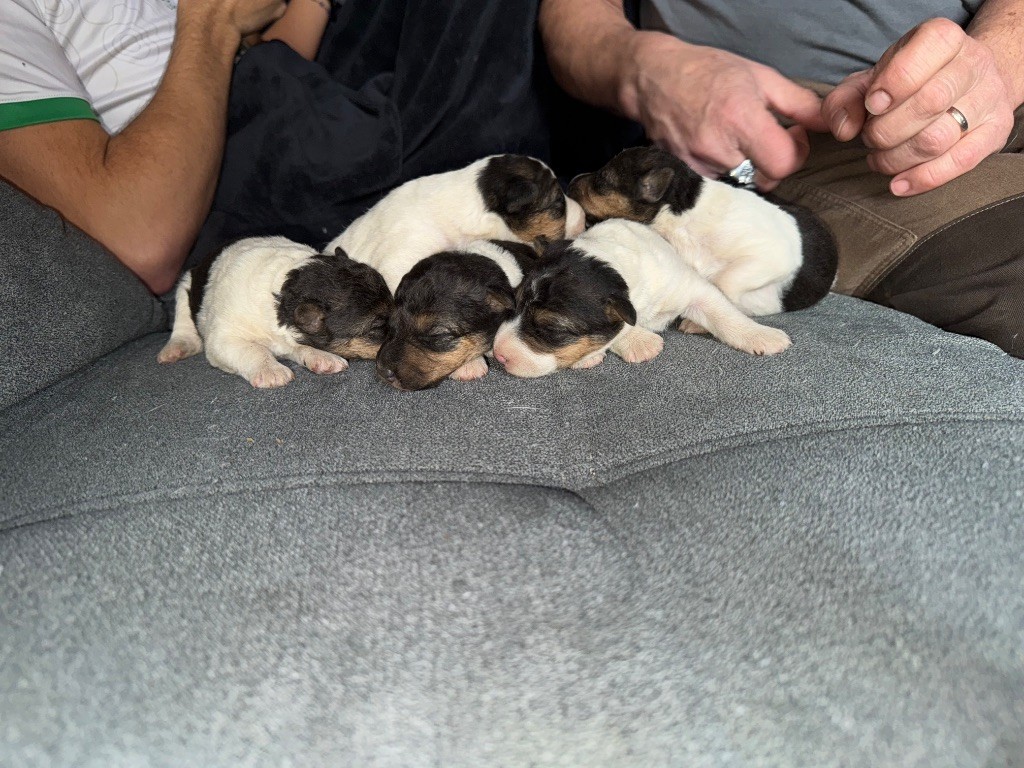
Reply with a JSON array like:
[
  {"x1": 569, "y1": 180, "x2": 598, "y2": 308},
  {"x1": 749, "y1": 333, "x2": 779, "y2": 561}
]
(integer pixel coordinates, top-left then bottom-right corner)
[
  {"x1": 569, "y1": 147, "x2": 837, "y2": 325},
  {"x1": 493, "y1": 220, "x2": 792, "y2": 378},
  {"x1": 158, "y1": 236, "x2": 392, "y2": 388},
  {"x1": 326, "y1": 154, "x2": 586, "y2": 293},
  {"x1": 376, "y1": 239, "x2": 537, "y2": 391}
]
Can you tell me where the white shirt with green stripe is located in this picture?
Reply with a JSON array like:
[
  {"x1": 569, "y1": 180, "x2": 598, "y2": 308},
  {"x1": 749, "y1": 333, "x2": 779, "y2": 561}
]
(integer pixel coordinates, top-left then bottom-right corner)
[{"x1": 0, "y1": 0, "x2": 177, "y2": 135}]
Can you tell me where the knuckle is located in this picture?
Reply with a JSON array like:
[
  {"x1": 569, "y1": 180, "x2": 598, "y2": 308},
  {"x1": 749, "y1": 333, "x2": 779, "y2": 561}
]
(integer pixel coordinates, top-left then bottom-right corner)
[
  {"x1": 921, "y1": 17, "x2": 965, "y2": 50},
  {"x1": 914, "y1": 123, "x2": 952, "y2": 156},
  {"x1": 915, "y1": 78, "x2": 957, "y2": 117},
  {"x1": 863, "y1": 121, "x2": 897, "y2": 150}
]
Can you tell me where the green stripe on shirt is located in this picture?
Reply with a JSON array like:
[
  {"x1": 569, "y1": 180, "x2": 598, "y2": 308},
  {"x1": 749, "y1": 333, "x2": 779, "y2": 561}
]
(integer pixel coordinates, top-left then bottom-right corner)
[{"x1": 0, "y1": 96, "x2": 98, "y2": 132}]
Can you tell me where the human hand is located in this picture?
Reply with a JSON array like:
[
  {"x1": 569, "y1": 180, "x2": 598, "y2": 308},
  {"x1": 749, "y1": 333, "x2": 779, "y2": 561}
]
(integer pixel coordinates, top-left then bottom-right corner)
[
  {"x1": 624, "y1": 32, "x2": 828, "y2": 190},
  {"x1": 822, "y1": 18, "x2": 1017, "y2": 196},
  {"x1": 179, "y1": 0, "x2": 287, "y2": 38}
]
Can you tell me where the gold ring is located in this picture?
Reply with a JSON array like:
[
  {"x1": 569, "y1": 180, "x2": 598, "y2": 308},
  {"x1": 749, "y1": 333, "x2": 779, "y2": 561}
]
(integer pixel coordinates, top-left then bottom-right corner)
[{"x1": 947, "y1": 106, "x2": 969, "y2": 133}]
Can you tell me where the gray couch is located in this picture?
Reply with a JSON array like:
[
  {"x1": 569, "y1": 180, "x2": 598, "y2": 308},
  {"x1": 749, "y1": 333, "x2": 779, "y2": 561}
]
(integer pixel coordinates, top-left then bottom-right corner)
[{"x1": 3, "y1": 179, "x2": 1023, "y2": 767}]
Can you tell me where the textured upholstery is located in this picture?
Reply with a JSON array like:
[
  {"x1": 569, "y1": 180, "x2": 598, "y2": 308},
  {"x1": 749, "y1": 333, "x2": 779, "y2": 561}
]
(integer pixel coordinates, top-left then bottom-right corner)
[
  {"x1": 3, "y1": 294, "x2": 1023, "y2": 766},
  {"x1": 0, "y1": 180, "x2": 167, "y2": 411}
]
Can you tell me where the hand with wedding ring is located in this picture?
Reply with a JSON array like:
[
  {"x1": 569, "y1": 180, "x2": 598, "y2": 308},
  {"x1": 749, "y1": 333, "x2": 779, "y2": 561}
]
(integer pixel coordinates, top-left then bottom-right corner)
[{"x1": 822, "y1": 17, "x2": 1018, "y2": 196}]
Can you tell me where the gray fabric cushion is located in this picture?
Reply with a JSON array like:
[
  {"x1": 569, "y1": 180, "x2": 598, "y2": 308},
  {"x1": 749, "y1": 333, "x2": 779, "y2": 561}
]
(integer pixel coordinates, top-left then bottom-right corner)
[
  {"x1": 0, "y1": 179, "x2": 167, "y2": 411},
  {"x1": 2, "y1": 295, "x2": 1023, "y2": 765}
]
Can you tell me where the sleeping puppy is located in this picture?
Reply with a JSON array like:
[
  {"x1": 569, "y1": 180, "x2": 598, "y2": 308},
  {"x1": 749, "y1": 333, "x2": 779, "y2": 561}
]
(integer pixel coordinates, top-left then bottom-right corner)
[
  {"x1": 158, "y1": 236, "x2": 392, "y2": 388},
  {"x1": 326, "y1": 154, "x2": 586, "y2": 292},
  {"x1": 568, "y1": 147, "x2": 837, "y2": 324},
  {"x1": 376, "y1": 239, "x2": 539, "y2": 391},
  {"x1": 492, "y1": 220, "x2": 792, "y2": 378}
]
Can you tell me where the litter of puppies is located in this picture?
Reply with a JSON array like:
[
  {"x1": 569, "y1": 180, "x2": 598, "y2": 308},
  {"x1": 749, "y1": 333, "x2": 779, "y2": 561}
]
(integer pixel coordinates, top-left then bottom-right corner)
[{"x1": 159, "y1": 150, "x2": 838, "y2": 390}]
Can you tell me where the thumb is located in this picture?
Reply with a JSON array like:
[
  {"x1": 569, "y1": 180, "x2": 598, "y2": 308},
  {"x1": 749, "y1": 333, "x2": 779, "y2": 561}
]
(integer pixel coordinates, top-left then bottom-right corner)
[{"x1": 755, "y1": 67, "x2": 829, "y2": 132}]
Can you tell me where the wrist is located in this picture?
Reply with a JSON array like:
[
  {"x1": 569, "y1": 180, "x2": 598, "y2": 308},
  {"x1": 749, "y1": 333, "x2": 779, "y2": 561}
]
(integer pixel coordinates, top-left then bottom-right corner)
[
  {"x1": 176, "y1": 6, "x2": 242, "y2": 62},
  {"x1": 970, "y1": 28, "x2": 1024, "y2": 107},
  {"x1": 619, "y1": 32, "x2": 699, "y2": 121}
]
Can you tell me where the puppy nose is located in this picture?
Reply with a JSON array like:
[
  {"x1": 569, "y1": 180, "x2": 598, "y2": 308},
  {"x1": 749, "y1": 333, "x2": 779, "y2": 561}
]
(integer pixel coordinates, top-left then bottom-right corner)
[{"x1": 383, "y1": 368, "x2": 396, "y2": 382}]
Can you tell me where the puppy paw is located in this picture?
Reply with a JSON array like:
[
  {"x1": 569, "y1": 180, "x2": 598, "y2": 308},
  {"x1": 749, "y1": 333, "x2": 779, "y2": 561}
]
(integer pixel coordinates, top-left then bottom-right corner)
[
  {"x1": 157, "y1": 338, "x2": 201, "y2": 364},
  {"x1": 677, "y1": 319, "x2": 709, "y2": 335},
  {"x1": 613, "y1": 326, "x2": 664, "y2": 364},
  {"x1": 734, "y1": 325, "x2": 792, "y2": 356},
  {"x1": 450, "y1": 356, "x2": 489, "y2": 381},
  {"x1": 571, "y1": 350, "x2": 606, "y2": 369},
  {"x1": 249, "y1": 362, "x2": 295, "y2": 389},
  {"x1": 301, "y1": 349, "x2": 349, "y2": 375}
]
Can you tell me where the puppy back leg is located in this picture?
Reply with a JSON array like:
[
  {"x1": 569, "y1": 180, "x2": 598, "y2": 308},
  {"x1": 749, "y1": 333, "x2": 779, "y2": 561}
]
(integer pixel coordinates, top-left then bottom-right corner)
[
  {"x1": 610, "y1": 325, "x2": 664, "y2": 363},
  {"x1": 157, "y1": 273, "x2": 204, "y2": 363},
  {"x1": 684, "y1": 283, "x2": 791, "y2": 356},
  {"x1": 285, "y1": 344, "x2": 349, "y2": 375},
  {"x1": 206, "y1": 336, "x2": 295, "y2": 388}
]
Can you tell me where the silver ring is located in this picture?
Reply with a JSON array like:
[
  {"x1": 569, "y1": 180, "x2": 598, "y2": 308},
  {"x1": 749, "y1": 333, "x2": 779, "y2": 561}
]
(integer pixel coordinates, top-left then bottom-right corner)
[
  {"x1": 947, "y1": 106, "x2": 969, "y2": 133},
  {"x1": 727, "y1": 158, "x2": 756, "y2": 189}
]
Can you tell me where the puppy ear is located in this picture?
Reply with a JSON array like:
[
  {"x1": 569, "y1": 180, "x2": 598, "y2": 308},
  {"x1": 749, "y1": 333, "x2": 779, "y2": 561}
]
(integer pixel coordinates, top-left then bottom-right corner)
[
  {"x1": 294, "y1": 302, "x2": 326, "y2": 334},
  {"x1": 485, "y1": 288, "x2": 515, "y2": 315},
  {"x1": 605, "y1": 294, "x2": 637, "y2": 326},
  {"x1": 504, "y1": 178, "x2": 540, "y2": 215},
  {"x1": 637, "y1": 168, "x2": 674, "y2": 203},
  {"x1": 334, "y1": 246, "x2": 351, "y2": 260},
  {"x1": 532, "y1": 235, "x2": 550, "y2": 254}
]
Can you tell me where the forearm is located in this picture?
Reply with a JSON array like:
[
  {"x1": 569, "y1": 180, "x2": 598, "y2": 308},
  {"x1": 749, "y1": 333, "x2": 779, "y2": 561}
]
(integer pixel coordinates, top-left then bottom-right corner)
[
  {"x1": 968, "y1": 0, "x2": 1024, "y2": 106},
  {"x1": 89, "y1": 13, "x2": 239, "y2": 291},
  {"x1": 539, "y1": 0, "x2": 639, "y2": 113},
  {"x1": 260, "y1": 0, "x2": 330, "y2": 60}
]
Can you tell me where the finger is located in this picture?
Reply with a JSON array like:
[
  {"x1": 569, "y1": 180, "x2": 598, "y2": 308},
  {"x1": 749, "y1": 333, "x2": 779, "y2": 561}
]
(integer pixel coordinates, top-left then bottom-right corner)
[
  {"x1": 754, "y1": 66, "x2": 829, "y2": 132},
  {"x1": 889, "y1": 121, "x2": 1004, "y2": 195},
  {"x1": 738, "y1": 111, "x2": 811, "y2": 182},
  {"x1": 866, "y1": 18, "x2": 965, "y2": 116},
  {"x1": 861, "y1": 55, "x2": 979, "y2": 150},
  {"x1": 822, "y1": 69, "x2": 872, "y2": 141},
  {"x1": 866, "y1": 108, "x2": 965, "y2": 175}
]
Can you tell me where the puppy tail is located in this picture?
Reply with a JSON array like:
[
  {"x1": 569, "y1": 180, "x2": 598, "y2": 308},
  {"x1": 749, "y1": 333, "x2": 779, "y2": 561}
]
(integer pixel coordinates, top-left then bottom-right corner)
[{"x1": 157, "y1": 272, "x2": 204, "y2": 364}]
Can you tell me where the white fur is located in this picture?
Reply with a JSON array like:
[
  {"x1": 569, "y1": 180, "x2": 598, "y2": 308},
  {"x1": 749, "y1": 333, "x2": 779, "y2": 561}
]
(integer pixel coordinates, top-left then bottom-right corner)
[
  {"x1": 157, "y1": 236, "x2": 349, "y2": 388},
  {"x1": 326, "y1": 156, "x2": 575, "y2": 292},
  {"x1": 494, "y1": 220, "x2": 790, "y2": 377},
  {"x1": 652, "y1": 180, "x2": 804, "y2": 316},
  {"x1": 463, "y1": 239, "x2": 524, "y2": 288}
]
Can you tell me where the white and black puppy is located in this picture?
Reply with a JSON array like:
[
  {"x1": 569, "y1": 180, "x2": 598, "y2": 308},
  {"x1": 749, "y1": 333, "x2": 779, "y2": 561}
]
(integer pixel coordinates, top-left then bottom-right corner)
[
  {"x1": 376, "y1": 239, "x2": 538, "y2": 391},
  {"x1": 493, "y1": 220, "x2": 792, "y2": 378},
  {"x1": 158, "y1": 236, "x2": 392, "y2": 388},
  {"x1": 568, "y1": 147, "x2": 837, "y2": 324},
  {"x1": 326, "y1": 154, "x2": 586, "y2": 292}
]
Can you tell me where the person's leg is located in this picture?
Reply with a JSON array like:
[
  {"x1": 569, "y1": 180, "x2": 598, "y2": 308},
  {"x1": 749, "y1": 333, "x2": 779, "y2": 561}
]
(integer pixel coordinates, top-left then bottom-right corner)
[{"x1": 774, "y1": 102, "x2": 1024, "y2": 356}]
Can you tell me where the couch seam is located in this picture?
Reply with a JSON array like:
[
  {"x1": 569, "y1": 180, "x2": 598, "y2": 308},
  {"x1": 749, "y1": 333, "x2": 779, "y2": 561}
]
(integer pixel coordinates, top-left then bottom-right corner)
[{"x1": 3, "y1": 410, "x2": 1022, "y2": 534}]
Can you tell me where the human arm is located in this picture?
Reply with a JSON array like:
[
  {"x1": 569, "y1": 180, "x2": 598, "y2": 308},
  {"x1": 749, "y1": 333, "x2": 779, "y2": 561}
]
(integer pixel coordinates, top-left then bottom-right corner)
[
  {"x1": 822, "y1": 1, "x2": 1024, "y2": 196},
  {"x1": 538, "y1": 0, "x2": 827, "y2": 189},
  {"x1": 258, "y1": 0, "x2": 332, "y2": 61},
  {"x1": 0, "y1": 0, "x2": 285, "y2": 294}
]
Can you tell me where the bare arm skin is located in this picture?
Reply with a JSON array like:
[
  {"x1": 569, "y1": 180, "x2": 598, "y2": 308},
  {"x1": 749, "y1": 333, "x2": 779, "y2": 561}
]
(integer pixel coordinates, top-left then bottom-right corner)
[
  {"x1": 0, "y1": 0, "x2": 286, "y2": 294},
  {"x1": 823, "y1": 0, "x2": 1024, "y2": 196},
  {"x1": 260, "y1": 0, "x2": 332, "y2": 61},
  {"x1": 539, "y1": 0, "x2": 827, "y2": 189}
]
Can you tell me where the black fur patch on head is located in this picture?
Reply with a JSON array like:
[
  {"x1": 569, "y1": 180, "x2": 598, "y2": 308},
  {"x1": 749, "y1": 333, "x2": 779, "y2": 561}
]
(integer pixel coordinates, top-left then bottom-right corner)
[
  {"x1": 276, "y1": 248, "x2": 393, "y2": 359},
  {"x1": 773, "y1": 200, "x2": 839, "y2": 312},
  {"x1": 514, "y1": 240, "x2": 635, "y2": 355},
  {"x1": 488, "y1": 239, "x2": 543, "y2": 274},
  {"x1": 568, "y1": 147, "x2": 704, "y2": 224},
  {"x1": 477, "y1": 155, "x2": 568, "y2": 242},
  {"x1": 376, "y1": 251, "x2": 516, "y2": 390}
]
